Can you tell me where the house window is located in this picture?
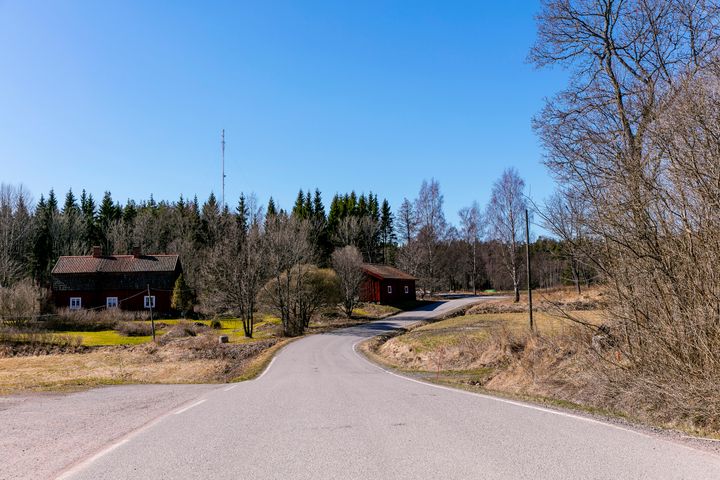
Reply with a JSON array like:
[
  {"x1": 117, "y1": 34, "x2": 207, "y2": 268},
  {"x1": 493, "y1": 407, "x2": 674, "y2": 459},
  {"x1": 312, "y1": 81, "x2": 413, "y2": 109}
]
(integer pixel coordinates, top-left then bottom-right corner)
[
  {"x1": 404, "y1": 285, "x2": 409, "y2": 294},
  {"x1": 387, "y1": 285, "x2": 393, "y2": 294},
  {"x1": 144, "y1": 296, "x2": 156, "y2": 309},
  {"x1": 106, "y1": 297, "x2": 118, "y2": 309},
  {"x1": 69, "y1": 297, "x2": 82, "y2": 310}
]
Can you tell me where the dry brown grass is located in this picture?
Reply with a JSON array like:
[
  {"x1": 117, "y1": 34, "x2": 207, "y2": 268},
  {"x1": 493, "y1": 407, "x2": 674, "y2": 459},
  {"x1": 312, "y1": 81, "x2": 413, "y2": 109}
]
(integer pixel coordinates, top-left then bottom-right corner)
[
  {"x1": 0, "y1": 347, "x2": 225, "y2": 395},
  {"x1": 369, "y1": 288, "x2": 720, "y2": 437},
  {"x1": 0, "y1": 331, "x2": 283, "y2": 395}
]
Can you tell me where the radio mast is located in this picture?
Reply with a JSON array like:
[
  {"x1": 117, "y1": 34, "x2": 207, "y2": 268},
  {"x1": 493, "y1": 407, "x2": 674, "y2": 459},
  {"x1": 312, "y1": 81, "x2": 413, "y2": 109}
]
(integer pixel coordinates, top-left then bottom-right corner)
[{"x1": 221, "y1": 129, "x2": 226, "y2": 208}]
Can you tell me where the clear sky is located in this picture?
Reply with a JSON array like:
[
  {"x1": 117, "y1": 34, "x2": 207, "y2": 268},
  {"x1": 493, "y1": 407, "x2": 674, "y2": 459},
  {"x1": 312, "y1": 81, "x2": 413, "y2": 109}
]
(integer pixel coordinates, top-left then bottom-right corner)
[{"x1": 0, "y1": 0, "x2": 566, "y2": 225}]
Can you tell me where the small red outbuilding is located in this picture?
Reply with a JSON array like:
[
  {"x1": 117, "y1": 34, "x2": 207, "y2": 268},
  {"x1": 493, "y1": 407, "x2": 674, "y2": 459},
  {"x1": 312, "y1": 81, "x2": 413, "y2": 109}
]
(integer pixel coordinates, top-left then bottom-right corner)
[{"x1": 360, "y1": 264, "x2": 416, "y2": 304}]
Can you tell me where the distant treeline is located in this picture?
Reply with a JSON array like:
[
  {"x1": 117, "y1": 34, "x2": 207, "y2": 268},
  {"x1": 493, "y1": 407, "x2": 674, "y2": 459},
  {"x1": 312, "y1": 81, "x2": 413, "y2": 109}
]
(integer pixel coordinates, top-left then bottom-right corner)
[{"x1": 0, "y1": 180, "x2": 593, "y2": 297}]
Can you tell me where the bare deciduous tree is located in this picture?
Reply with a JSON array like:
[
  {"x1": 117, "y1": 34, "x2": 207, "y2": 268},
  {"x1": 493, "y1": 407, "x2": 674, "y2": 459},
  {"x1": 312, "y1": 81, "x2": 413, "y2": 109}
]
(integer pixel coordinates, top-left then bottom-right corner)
[
  {"x1": 535, "y1": 191, "x2": 590, "y2": 294},
  {"x1": 0, "y1": 184, "x2": 33, "y2": 287},
  {"x1": 486, "y1": 168, "x2": 526, "y2": 302},
  {"x1": 532, "y1": 0, "x2": 720, "y2": 422},
  {"x1": 202, "y1": 221, "x2": 264, "y2": 337},
  {"x1": 332, "y1": 246, "x2": 364, "y2": 317},
  {"x1": 260, "y1": 214, "x2": 317, "y2": 336},
  {"x1": 413, "y1": 179, "x2": 447, "y2": 294},
  {"x1": 0, "y1": 279, "x2": 39, "y2": 327},
  {"x1": 458, "y1": 202, "x2": 484, "y2": 295}
]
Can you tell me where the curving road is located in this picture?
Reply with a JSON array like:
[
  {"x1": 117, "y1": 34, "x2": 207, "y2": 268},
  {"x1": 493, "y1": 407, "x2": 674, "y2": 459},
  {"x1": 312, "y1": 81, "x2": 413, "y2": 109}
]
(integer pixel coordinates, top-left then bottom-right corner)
[{"x1": 59, "y1": 298, "x2": 720, "y2": 480}]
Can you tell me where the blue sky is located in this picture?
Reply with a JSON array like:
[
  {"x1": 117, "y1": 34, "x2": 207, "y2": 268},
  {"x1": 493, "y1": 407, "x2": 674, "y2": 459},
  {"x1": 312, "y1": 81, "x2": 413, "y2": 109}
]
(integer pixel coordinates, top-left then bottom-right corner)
[{"x1": 0, "y1": 0, "x2": 566, "y2": 225}]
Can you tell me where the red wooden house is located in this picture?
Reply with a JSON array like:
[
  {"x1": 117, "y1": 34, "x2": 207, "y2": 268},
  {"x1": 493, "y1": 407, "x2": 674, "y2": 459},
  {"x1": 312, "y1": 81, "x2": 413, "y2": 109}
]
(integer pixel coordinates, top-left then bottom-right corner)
[
  {"x1": 360, "y1": 264, "x2": 416, "y2": 304},
  {"x1": 50, "y1": 246, "x2": 182, "y2": 313}
]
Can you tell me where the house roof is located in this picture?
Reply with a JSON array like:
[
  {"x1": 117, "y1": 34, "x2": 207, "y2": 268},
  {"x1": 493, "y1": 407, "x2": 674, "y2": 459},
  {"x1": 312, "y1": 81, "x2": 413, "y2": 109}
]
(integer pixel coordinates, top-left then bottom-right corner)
[
  {"x1": 362, "y1": 264, "x2": 416, "y2": 281},
  {"x1": 51, "y1": 254, "x2": 180, "y2": 275}
]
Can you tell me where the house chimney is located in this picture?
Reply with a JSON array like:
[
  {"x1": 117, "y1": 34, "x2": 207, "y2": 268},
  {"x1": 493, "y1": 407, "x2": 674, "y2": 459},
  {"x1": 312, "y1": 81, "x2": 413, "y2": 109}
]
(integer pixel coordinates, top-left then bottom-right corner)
[
  {"x1": 92, "y1": 246, "x2": 102, "y2": 258},
  {"x1": 132, "y1": 246, "x2": 142, "y2": 258}
]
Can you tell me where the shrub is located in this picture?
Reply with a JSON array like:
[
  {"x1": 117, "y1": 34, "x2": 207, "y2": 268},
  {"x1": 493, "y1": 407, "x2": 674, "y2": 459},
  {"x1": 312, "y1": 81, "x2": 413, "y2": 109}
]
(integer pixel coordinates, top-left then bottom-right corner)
[
  {"x1": 210, "y1": 319, "x2": 222, "y2": 330},
  {"x1": 0, "y1": 280, "x2": 39, "y2": 328},
  {"x1": 43, "y1": 309, "x2": 149, "y2": 332},
  {"x1": 157, "y1": 321, "x2": 207, "y2": 345},
  {"x1": 116, "y1": 321, "x2": 154, "y2": 337}
]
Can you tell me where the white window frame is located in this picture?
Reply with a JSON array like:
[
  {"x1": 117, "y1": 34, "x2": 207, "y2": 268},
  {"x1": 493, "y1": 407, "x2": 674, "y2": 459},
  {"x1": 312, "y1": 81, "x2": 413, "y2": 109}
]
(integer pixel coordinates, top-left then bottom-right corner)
[
  {"x1": 69, "y1": 297, "x2": 82, "y2": 310},
  {"x1": 404, "y1": 285, "x2": 409, "y2": 294},
  {"x1": 144, "y1": 295, "x2": 156, "y2": 309},
  {"x1": 387, "y1": 285, "x2": 392, "y2": 294},
  {"x1": 106, "y1": 297, "x2": 118, "y2": 309}
]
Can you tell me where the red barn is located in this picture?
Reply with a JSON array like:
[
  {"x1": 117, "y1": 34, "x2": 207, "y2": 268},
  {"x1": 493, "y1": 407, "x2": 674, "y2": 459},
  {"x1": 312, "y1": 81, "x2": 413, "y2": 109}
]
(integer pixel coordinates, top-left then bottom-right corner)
[
  {"x1": 50, "y1": 246, "x2": 182, "y2": 313},
  {"x1": 360, "y1": 264, "x2": 416, "y2": 304}
]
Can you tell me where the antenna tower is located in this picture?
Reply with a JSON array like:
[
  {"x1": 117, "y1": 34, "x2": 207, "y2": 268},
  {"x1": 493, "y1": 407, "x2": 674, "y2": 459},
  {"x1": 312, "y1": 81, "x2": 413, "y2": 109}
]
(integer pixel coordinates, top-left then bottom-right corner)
[{"x1": 221, "y1": 129, "x2": 226, "y2": 208}]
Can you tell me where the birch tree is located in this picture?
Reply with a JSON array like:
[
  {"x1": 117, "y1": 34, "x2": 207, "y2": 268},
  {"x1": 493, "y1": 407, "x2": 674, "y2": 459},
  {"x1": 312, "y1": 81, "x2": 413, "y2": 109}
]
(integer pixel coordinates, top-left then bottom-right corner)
[{"x1": 486, "y1": 169, "x2": 526, "y2": 302}]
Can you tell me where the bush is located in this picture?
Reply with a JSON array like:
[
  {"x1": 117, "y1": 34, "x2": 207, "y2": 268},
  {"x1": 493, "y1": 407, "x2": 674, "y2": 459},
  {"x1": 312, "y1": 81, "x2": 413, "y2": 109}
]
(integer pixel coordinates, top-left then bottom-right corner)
[
  {"x1": 210, "y1": 319, "x2": 222, "y2": 329},
  {"x1": 0, "y1": 280, "x2": 39, "y2": 328},
  {"x1": 157, "y1": 321, "x2": 208, "y2": 345},
  {"x1": 116, "y1": 321, "x2": 154, "y2": 337},
  {"x1": 43, "y1": 309, "x2": 149, "y2": 332}
]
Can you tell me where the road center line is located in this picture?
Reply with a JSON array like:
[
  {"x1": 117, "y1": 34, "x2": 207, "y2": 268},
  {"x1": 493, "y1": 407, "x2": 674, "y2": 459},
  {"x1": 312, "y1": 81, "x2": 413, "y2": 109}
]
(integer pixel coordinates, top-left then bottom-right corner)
[
  {"x1": 173, "y1": 399, "x2": 207, "y2": 415},
  {"x1": 223, "y1": 384, "x2": 238, "y2": 391}
]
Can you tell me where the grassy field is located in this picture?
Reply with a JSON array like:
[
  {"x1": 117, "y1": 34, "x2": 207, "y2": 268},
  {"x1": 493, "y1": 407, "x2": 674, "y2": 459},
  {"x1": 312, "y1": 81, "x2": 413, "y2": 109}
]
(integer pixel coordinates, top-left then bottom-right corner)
[
  {"x1": 0, "y1": 347, "x2": 229, "y2": 395},
  {"x1": 0, "y1": 303, "x2": 403, "y2": 395},
  {"x1": 48, "y1": 315, "x2": 283, "y2": 347},
  {"x1": 390, "y1": 310, "x2": 603, "y2": 355}
]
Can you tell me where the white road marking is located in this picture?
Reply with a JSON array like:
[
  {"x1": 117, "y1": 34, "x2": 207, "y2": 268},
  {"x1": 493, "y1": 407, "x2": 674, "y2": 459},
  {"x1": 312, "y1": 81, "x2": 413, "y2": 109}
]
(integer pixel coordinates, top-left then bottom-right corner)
[
  {"x1": 223, "y1": 384, "x2": 238, "y2": 391},
  {"x1": 54, "y1": 393, "x2": 205, "y2": 480},
  {"x1": 352, "y1": 339, "x2": 720, "y2": 459},
  {"x1": 351, "y1": 340, "x2": 652, "y2": 437},
  {"x1": 56, "y1": 439, "x2": 130, "y2": 479},
  {"x1": 255, "y1": 357, "x2": 276, "y2": 380},
  {"x1": 173, "y1": 399, "x2": 206, "y2": 415}
]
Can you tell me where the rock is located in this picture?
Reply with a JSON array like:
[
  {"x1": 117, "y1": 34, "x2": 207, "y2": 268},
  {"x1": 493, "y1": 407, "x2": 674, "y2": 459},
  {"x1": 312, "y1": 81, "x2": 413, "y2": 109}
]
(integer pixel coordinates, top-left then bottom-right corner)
[{"x1": 219, "y1": 335, "x2": 229, "y2": 344}]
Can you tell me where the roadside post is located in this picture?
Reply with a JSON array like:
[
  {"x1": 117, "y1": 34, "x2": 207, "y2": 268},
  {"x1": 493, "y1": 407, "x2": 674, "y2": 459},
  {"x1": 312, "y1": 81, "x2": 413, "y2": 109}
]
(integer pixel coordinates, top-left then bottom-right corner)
[
  {"x1": 147, "y1": 284, "x2": 156, "y2": 341},
  {"x1": 525, "y1": 209, "x2": 534, "y2": 332}
]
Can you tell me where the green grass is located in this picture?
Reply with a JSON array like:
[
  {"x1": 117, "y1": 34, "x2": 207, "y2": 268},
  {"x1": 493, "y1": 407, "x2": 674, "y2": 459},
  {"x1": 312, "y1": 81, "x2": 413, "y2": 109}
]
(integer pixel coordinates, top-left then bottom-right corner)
[
  {"x1": 57, "y1": 330, "x2": 153, "y2": 346},
  {"x1": 51, "y1": 314, "x2": 284, "y2": 347}
]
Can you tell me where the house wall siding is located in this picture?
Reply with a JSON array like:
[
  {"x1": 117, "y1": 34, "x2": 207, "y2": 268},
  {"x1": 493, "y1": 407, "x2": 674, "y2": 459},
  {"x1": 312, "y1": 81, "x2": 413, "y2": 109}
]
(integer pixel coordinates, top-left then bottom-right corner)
[
  {"x1": 360, "y1": 277, "x2": 416, "y2": 304},
  {"x1": 51, "y1": 267, "x2": 180, "y2": 313}
]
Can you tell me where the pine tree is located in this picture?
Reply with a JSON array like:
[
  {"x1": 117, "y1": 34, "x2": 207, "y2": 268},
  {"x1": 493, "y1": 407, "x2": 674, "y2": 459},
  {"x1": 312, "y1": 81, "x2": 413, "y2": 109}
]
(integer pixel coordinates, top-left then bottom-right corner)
[
  {"x1": 171, "y1": 273, "x2": 194, "y2": 316},
  {"x1": 304, "y1": 190, "x2": 313, "y2": 217},
  {"x1": 357, "y1": 194, "x2": 368, "y2": 217},
  {"x1": 31, "y1": 195, "x2": 52, "y2": 284},
  {"x1": 80, "y1": 190, "x2": 99, "y2": 251},
  {"x1": 313, "y1": 189, "x2": 325, "y2": 220},
  {"x1": 292, "y1": 190, "x2": 306, "y2": 219},
  {"x1": 237, "y1": 193, "x2": 249, "y2": 237},
  {"x1": 380, "y1": 199, "x2": 397, "y2": 264},
  {"x1": 62, "y1": 189, "x2": 78, "y2": 215},
  {"x1": 47, "y1": 189, "x2": 59, "y2": 214},
  {"x1": 266, "y1": 197, "x2": 277, "y2": 218},
  {"x1": 98, "y1": 191, "x2": 121, "y2": 253}
]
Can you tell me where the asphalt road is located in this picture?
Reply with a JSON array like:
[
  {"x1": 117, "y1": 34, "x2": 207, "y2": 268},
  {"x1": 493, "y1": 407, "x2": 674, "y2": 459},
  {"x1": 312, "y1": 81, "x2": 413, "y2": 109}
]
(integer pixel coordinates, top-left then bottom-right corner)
[{"x1": 57, "y1": 298, "x2": 720, "y2": 479}]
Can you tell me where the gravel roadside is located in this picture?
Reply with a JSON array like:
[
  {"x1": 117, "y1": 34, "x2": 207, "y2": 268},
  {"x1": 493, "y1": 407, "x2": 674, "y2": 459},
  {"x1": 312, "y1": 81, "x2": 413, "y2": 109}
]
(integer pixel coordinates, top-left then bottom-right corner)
[{"x1": 0, "y1": 384, "x2": 219, "y2": 480}]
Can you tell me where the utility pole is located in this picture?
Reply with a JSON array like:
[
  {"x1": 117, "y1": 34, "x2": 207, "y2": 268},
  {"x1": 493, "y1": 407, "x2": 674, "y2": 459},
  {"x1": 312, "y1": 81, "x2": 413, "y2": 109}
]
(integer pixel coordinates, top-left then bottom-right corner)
[
  {"x1": 525, "y1": 209, "x2": 534, "y2": 332},
  {"x1": 147, "y1": 284, "x2": 156, "y2": 341},
  {"x1": 221, "y1": 129, "x2": 226, "y2": 209}
]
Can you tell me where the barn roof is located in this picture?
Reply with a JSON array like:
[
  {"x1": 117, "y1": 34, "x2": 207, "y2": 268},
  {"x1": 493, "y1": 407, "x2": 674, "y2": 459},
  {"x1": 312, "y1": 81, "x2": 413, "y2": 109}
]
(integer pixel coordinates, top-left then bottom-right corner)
[
  {"x1": 51, "y1": 254, "x2": 180, "y2": 275},
  {"x1": 362, "y1": 264, "x2": 416, "y2": 280}
]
